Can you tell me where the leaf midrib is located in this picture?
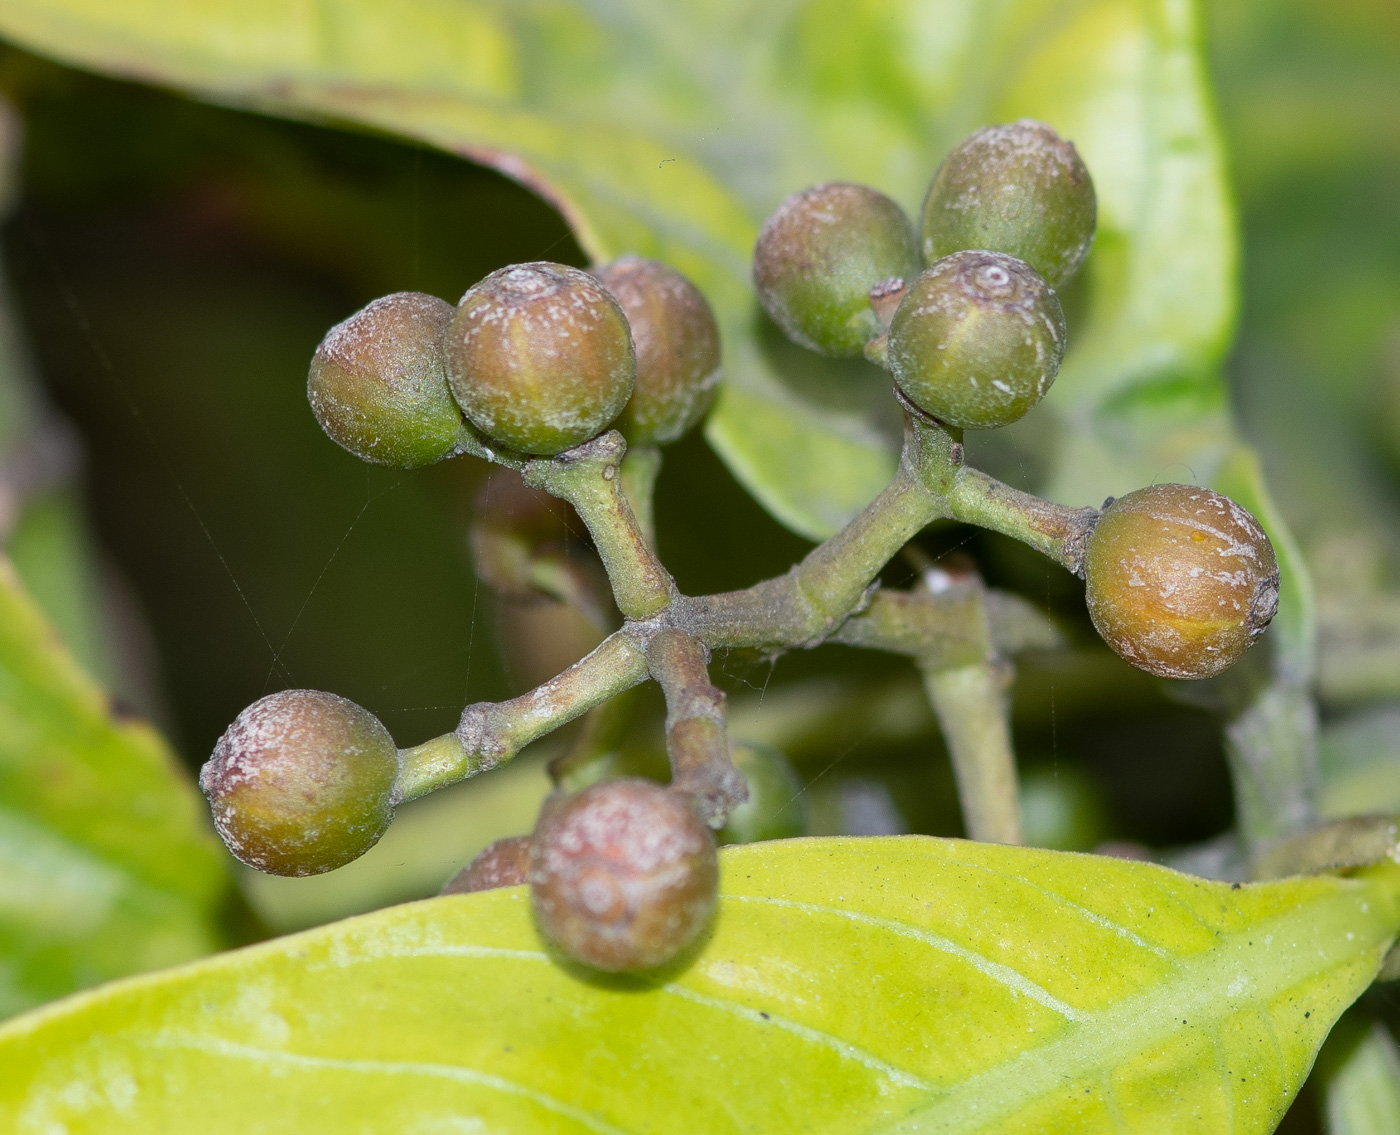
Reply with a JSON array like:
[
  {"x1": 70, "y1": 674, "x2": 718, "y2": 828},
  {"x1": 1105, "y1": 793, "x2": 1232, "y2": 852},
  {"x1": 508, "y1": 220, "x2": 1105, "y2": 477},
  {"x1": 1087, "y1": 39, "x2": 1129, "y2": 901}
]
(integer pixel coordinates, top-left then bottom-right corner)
[{"x1": 870, "y1": 879, "x2": 1394, "y2": 1133}]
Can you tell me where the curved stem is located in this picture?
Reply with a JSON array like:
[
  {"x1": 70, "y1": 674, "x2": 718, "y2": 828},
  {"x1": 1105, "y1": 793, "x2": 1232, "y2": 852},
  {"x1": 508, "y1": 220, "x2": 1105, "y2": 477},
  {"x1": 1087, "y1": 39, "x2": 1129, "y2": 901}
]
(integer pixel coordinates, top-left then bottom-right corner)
[
  {"x1": 393, "y1": 630, "x2": 650, "y2": 803},
  {"x1": 646, "y1": 628, "x2": 746, "y2": 827},
  {"x1": 685, "y1": 414, "x2": 951, "y2": 648},
  {"x1": 945, "y1": 466, "x2": 1099, "y2": 576},
  {"x1": 524, "y1": 432, "x2": 674, "y2": 619}
]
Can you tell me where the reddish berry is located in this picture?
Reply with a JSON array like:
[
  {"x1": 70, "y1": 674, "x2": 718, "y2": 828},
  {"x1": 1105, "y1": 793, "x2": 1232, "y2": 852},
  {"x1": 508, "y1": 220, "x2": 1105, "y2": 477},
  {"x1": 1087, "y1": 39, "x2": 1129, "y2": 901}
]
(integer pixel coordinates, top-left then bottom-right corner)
[
  {"x1": 594, "y1": 257, "x2": 721, "y2": 445},
  {"x1": 442, "y1": 835, "x2": 532, "y2": 894},
  {"x1": 530, "y1": 778, "x2": 718, "y2": 972}
]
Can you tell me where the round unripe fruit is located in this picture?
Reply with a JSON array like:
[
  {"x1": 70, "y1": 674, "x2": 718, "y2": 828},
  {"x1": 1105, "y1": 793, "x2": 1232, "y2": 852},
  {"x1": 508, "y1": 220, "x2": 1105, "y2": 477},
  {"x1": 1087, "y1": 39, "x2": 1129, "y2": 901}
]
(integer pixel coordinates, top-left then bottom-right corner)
[
  {"x1": 1083, "y1": 484, "x2": 1280, "y2": 680},
  {"x1": 594, "y1": 257, "x2": 721, "y2": 445},
  {"x1": 199, "y1": 690, "x2": 398, "y2": 877},
  {"x1": 717, "y1": 741, "x2": 807, "y2": 845},
  {"x1": 442, "y1": 835, "x2": 532, "y2": 895},
  {"x1": 888, "y1": 251, "x2": 1065, "y2": 429},
  {"x1": 446, "y1": 262, "x2": 635, "y2": 456},
  {"x1": 921, "y1": 119, "x2": 1096, "y2": 289},
  {"x1": 530, "y1": 778, "x2": 718, "y2": 972},
  {"x1": 754, "y1": 183, "x2": 922, "y2": 357},
  {"x1": 308, "y1": 292, "x2": 463, "y2": 468}
]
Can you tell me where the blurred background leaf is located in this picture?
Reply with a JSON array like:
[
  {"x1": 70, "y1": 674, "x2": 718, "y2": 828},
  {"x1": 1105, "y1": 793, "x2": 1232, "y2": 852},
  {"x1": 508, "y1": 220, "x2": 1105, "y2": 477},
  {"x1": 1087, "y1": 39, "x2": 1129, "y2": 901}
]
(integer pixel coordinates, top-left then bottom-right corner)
[{"x1": 0, "y1": 558, "x2": 228, "y2": 1017}]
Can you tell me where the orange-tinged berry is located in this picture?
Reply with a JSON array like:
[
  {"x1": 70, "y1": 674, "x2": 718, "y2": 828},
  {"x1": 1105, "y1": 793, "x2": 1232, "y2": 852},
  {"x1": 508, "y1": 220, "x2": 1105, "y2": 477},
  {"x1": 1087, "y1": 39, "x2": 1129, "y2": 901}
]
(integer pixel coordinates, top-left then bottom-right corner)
[{"x1": 1084, "y1": 484, "x2": 1280, "y2": 679}]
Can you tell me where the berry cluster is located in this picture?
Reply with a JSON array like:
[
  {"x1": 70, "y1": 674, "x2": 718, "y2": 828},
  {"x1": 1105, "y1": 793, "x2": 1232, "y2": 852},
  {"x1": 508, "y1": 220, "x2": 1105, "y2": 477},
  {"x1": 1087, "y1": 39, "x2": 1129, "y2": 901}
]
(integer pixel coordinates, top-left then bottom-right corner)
[{"x1": 202, "y1": 119, "x2": 1279, "y2": 974}]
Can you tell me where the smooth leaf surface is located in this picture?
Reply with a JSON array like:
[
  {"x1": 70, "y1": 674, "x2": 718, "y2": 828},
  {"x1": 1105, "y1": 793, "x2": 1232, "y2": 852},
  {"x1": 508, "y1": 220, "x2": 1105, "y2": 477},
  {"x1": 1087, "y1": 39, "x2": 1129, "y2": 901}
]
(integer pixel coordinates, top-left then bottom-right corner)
[
  {"x1": 2, "y1": 837, "x2": 1397, "y2": 1133},
  {"x1": 0, "y1": 0, "x2": 1234, "y2": 539},
  {"x1": 0, "y1": 557, "x2": 227, "y2": 1017}
]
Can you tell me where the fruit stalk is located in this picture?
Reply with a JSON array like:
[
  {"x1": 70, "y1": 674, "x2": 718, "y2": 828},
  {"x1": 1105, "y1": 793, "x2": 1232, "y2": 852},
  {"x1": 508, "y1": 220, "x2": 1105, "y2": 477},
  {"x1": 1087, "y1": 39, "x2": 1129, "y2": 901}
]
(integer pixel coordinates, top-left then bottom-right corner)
[
  {"x1": 523, "y1": 432, "x2": 674, "y2": 619},
  {"x1": 922, "y1": 661, "x2": 1023, "y2": 845},
  {"x1": 394, "y1": 632, "x2": 652, "y2": 801},
  {"x1": 834, "y1": 577, "x2": 1022, "y2": 844},
  {"x1": 619, "y1": 444, "x2": 662, "y2": 551},
  {"x1": 944, "y1": 463, "x2": 1100, "y2": 575},
  {"x1": 646, "y1": 628, "x2": 747, "y2": 827}
]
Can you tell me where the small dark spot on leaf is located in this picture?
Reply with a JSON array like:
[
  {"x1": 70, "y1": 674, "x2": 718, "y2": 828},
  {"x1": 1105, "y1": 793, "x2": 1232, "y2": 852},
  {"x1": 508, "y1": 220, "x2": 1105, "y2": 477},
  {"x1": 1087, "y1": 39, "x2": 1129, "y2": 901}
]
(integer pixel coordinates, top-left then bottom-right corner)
[
  {"x1": 1304, "y1": 1012, "x2": 1310, "y2": 1018},
  {"x1": 760, "y1": 1012, "x2": 770, "y2": 1020},
  {"x1": 1231, "y1": 882, "x2": 1241, "y2": 890}
]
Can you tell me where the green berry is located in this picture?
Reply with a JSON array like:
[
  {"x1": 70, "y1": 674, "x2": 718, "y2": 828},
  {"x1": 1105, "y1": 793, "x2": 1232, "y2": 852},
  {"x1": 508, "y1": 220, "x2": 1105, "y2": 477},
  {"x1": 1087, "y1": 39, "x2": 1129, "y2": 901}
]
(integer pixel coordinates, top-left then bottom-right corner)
[
  {"x1": 887, "y1": 251, "x2": 1065, "y2": 430},
  {"x1": 530, "y1": 778, "x2": 718, "y2": 972},
  {"x1": 442, "y1": 835, "x2": 532, "y2": 895},
  {"x1": 308, "y1": 292, "x2": 463, "y2": 468},
  {"x1": 1083, "y1": 484, "x2": 1280, "y2": 680},
  {"x1": 446, "y1": 262, "x2": 635, "y2": 456},
  {"x1": 199, "y1": 690, "x2": 398, "y2": 877},
  {"x1": 921, "y1": 119, "x2": 1096, "y2": 289},
  {"x1": 717, "y1": 741, "x2": 806, "y2": 845},
  {"x1": 754, "y1": 183, "x2": 922, "y2": 357},
  {"x1": 594, "y1": 256, "x2": 721, "y2": 445}
]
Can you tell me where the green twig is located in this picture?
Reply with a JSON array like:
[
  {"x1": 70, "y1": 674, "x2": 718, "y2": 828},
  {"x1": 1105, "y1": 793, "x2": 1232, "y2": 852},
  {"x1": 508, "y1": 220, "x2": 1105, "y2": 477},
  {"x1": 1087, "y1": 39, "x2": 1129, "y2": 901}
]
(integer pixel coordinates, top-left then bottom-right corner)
[
  {"x1": 922, "y1": 661, "x2": 1022, "y2": 844},
  {"x1": 835, "y1": 578, "x2": 1024, "y2": 844},
  {"x1": 619, "y1": 444, "x2": 662, "y2": 551},
  {"x1": 394, "y1": 631, "x2": 651, "y2": 802},
  {"x1": 523, "y1": 432, "x2": 674, "y2": 619}
]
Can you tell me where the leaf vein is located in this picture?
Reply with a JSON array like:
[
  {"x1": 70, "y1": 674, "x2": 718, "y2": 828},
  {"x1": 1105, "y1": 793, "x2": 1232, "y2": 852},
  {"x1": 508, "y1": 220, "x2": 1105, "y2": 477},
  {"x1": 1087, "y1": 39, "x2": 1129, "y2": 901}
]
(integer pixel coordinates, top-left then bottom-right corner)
[
  {"x1": 726, "y1": 895, "x2": 1082, "y2": 1021},
  {"x1": 151, "y1": 1035, "x2": 635, "y2": 1135},
  {"x1": 375, "y1": 945, "x2": 929, "y2": 1091}
]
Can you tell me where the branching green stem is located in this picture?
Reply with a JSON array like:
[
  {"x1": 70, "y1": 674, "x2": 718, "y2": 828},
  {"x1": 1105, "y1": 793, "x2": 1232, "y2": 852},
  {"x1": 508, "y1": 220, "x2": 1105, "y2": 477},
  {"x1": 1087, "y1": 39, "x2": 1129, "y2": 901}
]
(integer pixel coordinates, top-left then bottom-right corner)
[
  {"x1": 683, "y1": 415, "x2": 954, "y2": 648},
  {"x1": 394, "y1": 631, "x2": 650, "y2": 802},
  {"x1": 421, "y1": 411, "x2": 1098, "y2": 829}
]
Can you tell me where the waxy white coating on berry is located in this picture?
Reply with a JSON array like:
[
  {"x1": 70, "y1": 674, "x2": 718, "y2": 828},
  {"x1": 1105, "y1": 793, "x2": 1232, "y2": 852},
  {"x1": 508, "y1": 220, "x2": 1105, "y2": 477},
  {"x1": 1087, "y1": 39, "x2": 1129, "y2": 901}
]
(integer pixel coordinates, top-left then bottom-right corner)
[
  {"x1": 200, "y1": 690, "x2": 398, "y2": 877},
  {"x1": 446, "y1": 263, "x2": 634, "y2": 455}
]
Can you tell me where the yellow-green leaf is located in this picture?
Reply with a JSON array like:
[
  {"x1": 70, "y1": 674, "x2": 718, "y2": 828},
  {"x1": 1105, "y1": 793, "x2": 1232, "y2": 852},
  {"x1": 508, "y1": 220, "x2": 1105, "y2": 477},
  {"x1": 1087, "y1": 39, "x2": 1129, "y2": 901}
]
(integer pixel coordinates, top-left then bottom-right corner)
[
  {"x1": 1, "y1": 837, "x2": 1395, "y2": 1132},
  {"x1": 0, "y1": 557, "x2": 228, "y2": 1017}
]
